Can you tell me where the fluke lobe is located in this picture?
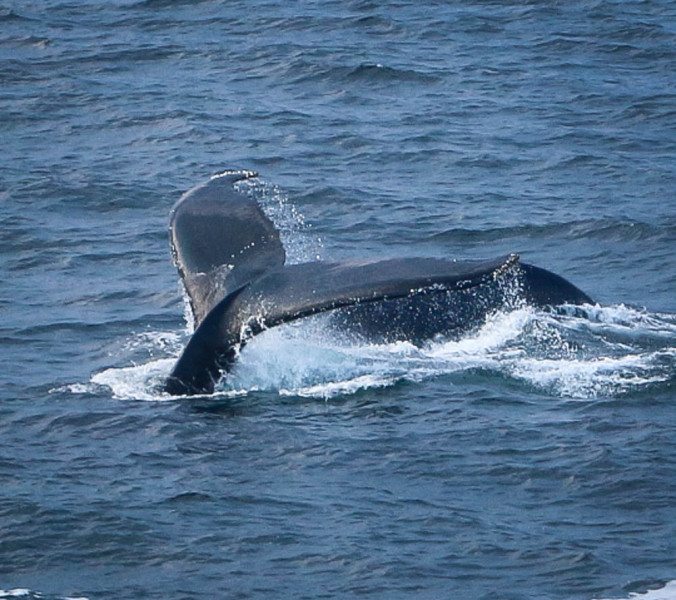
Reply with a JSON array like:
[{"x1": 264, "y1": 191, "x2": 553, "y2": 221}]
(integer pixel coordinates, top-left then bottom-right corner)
[{"x1": 165, "y1": 170, "x2": 592, "y2": 396}]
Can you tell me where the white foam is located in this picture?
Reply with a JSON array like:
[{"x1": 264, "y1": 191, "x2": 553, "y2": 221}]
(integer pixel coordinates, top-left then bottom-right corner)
[
  {"x1": 510, "y1": 351, "x2": 673, "y2": 398},
  {"x1": 426, "y1": 307, "x2": 533, "y2": 359},
  {"x1": 92, "y1": 358, "x2": 176, "y2": 401},
  {"x1": 49, "y1": 383, "x2": 93, "y2": 395},
  {"x1": 81, "y1": 330, "x2": 191, "y2": 401},
  {"x1": 0, "y1": 591, "x2": 89, "y2": 600},
  {"x1": 593, "y1": 580, "x2": 676, "y2": 600},
  {"x1": 84, "y1": 300, "x2": 674, "y2": 402},
  {"x1": 224, "y1": 314, "x2": 496, "y2": 399},
  {"x1": 281, "y1": 374, "x2": 397, "y2": 399},
  {"x1": 560, "y1": 303, "x2": 676, "y2": 335},
  {"x1": 90, "y1": 355, "x2": 250, "y2": 402}
]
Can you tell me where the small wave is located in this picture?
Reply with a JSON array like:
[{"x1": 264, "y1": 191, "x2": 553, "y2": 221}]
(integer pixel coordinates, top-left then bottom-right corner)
[
  {"x1": 0, "y1": 9, "x2": 34, "y2": 22},
  {"x1": 430, "y1": 219, "x2": 671, "y2": 244},
  {"x1": 283, "y1": 60, "x2": 438, "y2": 87},
  {"x1": 131, "y1": 0, "x2": 212, "y2": 8},
  {"x1": 74, "y1": 45, "x2": 184, "y2": 69},
  {"x1": 0, "y1": 36, "x2": 51, "y2": 48},
  {"x1": 343, "y1": 63, "x2": 439, "y2": 84},
  {"x1": 50, "y1": 383, "x2": 93, "y2": 395},
  {"x1": 611, "y1": 94, "x2": 676, "y2": 124},
  {"x1": 353, "y1": 14, "x2": 400, "y2": 35},
  {"x1": 533, "y1": 36, "x2": 587, "y2": 53},
  {"x1": 593, "y1": 580, "x2": 676, "y2": 600}
]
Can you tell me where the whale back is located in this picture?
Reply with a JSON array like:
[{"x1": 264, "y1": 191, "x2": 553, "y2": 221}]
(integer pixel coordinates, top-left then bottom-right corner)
[{"x1": 169, "y1": 171, "x2": 285, "y2": 326}]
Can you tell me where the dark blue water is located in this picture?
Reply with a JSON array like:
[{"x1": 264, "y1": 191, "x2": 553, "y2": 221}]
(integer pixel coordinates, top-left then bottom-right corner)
[{"x1": 1, "y1": 1, "x2": 675, "y2": 599}]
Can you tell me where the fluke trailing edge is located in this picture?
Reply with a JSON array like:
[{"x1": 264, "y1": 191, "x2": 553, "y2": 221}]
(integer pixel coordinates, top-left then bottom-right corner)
[{"x1": 165, "y1": 170, "x2": 592, "y2": 396}]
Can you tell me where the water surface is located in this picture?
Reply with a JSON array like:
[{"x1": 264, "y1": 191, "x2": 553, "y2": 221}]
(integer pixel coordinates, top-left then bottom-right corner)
[{"x1": 1, "y1": 1, "x2": 674, "y2": 598}]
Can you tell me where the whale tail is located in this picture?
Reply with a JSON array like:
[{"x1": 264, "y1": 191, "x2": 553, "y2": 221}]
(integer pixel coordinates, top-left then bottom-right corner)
[{"x1": 166, "y1": 172, "x2": 592, "y2": 396}]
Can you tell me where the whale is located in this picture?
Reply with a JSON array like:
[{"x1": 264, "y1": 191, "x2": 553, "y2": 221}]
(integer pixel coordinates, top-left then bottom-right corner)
[{"x1": 164, "y1": 170, "x2": 592, "y2": 396}]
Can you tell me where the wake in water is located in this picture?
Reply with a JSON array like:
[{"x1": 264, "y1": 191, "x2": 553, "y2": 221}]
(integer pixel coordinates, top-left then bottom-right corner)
[{"x1": 87, "y1": 301, "x2": 675, "y2": 401}]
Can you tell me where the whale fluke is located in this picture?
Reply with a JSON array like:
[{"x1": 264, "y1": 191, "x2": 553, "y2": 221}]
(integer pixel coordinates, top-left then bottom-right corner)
[
  {"x1": 165, "y1": 171, "x2": 592, "y2": 396},
  {"x1": 170, "y1": 170, "x2": 284, "y2": 324}
]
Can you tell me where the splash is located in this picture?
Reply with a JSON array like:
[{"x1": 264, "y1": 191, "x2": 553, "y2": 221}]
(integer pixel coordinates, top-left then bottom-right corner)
[
  {"x1": 85, "y1": 302, "x2": 675, "y2": 401},
  {"x1": 91, "y1": 356, "x2": 177, "y2": 401},
  {"x1": 235, "y1": 177, "x2": 324, "y2": 264}
]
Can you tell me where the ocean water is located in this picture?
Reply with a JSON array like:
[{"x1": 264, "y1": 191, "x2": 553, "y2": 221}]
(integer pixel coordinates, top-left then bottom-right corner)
[{"x1": 1, "y1": 1, "x2": 674, "y2": 599}]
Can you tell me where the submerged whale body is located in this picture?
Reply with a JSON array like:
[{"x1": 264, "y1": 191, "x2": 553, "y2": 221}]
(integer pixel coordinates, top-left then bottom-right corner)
[{"x1": 165, "y1": 170, "x2": 592, "y2": 396}]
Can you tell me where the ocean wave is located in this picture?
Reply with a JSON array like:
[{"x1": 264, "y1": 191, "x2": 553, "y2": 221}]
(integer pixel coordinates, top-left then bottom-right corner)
[
  {"x1": 0, "y1": 35, "x2": 51, "y2": 48},
  {"x1": 131, "y1": 0, "x2": 213, "y2": 8},
  {"x1": 0, "y1": 8, "x2": 34, "y2": 23},
  {"x1": 430, "y1": 219, "x2": 673, "y2": 244},
  {"x1": 281, "y1": 59, "x2": 439, "y2": 86}
]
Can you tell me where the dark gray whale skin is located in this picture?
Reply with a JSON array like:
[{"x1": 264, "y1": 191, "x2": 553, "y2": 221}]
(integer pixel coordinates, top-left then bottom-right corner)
[{"x1": 165, "y1": 171, "x2": 592, "y2": 396}]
